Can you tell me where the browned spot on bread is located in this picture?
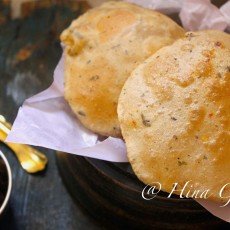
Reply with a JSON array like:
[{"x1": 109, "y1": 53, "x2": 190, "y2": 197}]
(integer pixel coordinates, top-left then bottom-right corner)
[{"x1": 97, "y1": 10, "x2": 136, "y2": 43}]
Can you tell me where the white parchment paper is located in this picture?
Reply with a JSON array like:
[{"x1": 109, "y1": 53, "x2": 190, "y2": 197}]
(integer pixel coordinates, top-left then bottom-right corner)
[
  {"x1": 6, "y1": 0, "x2": 230, "y2": 223},
  {"x1": 7, "y1": 55, "x2": 127, "y2": 162}
]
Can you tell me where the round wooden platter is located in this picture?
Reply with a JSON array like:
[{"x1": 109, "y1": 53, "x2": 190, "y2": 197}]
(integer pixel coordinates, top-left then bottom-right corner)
[{"x1": 56, "y1": 153, "x2": 228, "y2": 229}]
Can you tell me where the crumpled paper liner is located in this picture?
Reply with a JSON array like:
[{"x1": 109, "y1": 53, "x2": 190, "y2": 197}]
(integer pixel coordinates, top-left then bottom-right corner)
[
  {"x1": 7, "y1": 0, "x2": 230, "y2": 223},
  {"x1": 126, "y1": 0, "x2": 230, "y2": 31},
  {"x1": 7, "y1": 55, "x2": 127, "y2": 162}
]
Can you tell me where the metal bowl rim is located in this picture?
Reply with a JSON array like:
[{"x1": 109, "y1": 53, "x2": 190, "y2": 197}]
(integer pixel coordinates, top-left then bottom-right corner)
[{"x1": 0, "y1": 151, "x2": 12, "y2": 215}]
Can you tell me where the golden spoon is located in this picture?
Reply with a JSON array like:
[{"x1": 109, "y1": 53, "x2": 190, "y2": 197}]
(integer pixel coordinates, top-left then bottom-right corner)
[{"x1": 0, "y1": 115, "x2": 48, "y2": 173}]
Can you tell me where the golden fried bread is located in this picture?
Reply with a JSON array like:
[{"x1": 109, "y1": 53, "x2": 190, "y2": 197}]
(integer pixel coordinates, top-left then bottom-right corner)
[
  {"x1": 118, "y1": 31, "x2": 230, "y2": 202},
  {"x1": 61, "y1": 1, "x2": 184, "y2": 137}
]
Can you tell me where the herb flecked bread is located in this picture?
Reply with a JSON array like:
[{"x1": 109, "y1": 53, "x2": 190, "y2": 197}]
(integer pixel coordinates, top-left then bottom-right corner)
[
  {"x1": 118, "y1": 30, "x2": 230, "y2": 203},
  {"x1": 61, "y1": 1, "x2": 184, "y2": 137}
]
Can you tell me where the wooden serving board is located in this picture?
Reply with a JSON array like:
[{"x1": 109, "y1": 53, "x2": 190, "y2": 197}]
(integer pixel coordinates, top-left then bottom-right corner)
[{"x1": 56, "y1": 153, "x2": 229, "y2": 229}]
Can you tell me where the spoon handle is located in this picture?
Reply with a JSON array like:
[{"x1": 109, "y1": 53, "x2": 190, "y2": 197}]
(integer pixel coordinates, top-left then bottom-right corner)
[{"x1": 0, "y1": 118, "x2": 48, "y2": 173}]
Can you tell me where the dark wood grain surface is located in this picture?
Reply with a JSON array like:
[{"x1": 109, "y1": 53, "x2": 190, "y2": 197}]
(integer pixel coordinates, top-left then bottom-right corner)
[
  {"x1": 0, "y1": 1, "x2": 101, "y2": 229},
  {"x1": 0, "y1": 1, "x2": 229, "y2": 229}
]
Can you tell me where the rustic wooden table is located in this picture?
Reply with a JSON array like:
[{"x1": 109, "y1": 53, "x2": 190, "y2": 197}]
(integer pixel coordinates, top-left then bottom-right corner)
[{"x1": 0, "y1": 1, "x2": 102, "y2": 229}]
